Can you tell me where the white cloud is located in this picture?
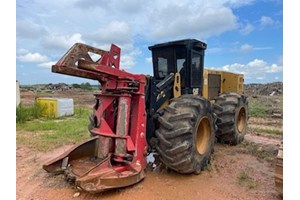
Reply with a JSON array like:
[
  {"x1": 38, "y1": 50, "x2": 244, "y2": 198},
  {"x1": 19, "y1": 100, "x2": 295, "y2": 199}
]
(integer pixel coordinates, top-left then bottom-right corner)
[
  {"x1": 73, "y1": 1, "x2": 243, "y2": 40},
  {"x1": 16, "y1": 0, "x2": 263, "y2": 50},
  {"x1": 74, "y1": 0, "x2": 111, "y2": 10},
  {"x1": 222, "y1": 63, "x2": 244, "y2": 72},
  {"x1": 240, "y1": 44, "x2": 253, "y2": 52},
  {"x1": 43, "y1": 33, "x2": 85, "y2": 50},
  {"x1": 17, "y1": 48, "x2": 29, "y2": 55},
  {"x1": 207, "y1": 48, "x2": 222, "y2": 54},
  {"x1": 146, "y1": 57, "x2": 152, "y2": 63},
  {"x1": 121, "y1": 55, "x2": 136, "y2": 70},
  {"x1": 88, "y1": 21, "x2": 131, "y2": 45},
  {"x1": 75, "y1": 0, "x2": 144, "y2": 14},
  {"x1": 233, "y1": 43, "x2": 272, "y2": 53},
  {"x1": 226, "y1": 0, "x2": 254, "y2": 8},
  {"x1": 17, "y1": 1, "x2": 257, "y2": 54},
  {"x1": 120, "y1": 48, "x2": 142, "y2": 70},
  {"x1": 17, "y1": 52, "x2": 49, "y2": 63},
  {"x1": 221, "y1": 58, "x2": 283, "y2": 81},
  {"x1": 72, "y1": 1, "x2": 249, "y2": 40},
  {"x1": 240, "y1": 23, "x2": 255, "y2": 35},
  {"x1": 260, "y1": 16, "x2": 274, "y2": 26},
  {"x1": 253, "y1": 47, "x2": 272, "y2": 50},
  {"x1": 38, "y1": 61, "x2": 57, "y2": 68},
  {"x1": 248, "y1": 59, "x2": 267, "y2": 68},
  {"x1": 150, "y1": 4, "x2": 237, "y2": 39},
  {"x1": 17, "y1": 20, "x2": 48, "y2": 39},
  {"x1": 267, "y1": 64, "x2": 282, "y2": 73}
]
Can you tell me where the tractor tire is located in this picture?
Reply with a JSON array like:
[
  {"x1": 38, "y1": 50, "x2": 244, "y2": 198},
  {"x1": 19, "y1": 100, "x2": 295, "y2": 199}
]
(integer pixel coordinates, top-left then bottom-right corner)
[
  {"x1": 155, "y1": 95, "x2": 215, "y2": 174},
  {"x1": 213, "y1": 93, "x2": 248, "y2": 145}
]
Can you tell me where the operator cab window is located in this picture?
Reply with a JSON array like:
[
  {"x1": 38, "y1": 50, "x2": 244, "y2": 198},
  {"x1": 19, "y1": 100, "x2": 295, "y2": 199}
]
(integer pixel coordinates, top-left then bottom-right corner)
[
  {"x1": 176, "y1": 48, "x2": 186, "y2": 72},
  {"x1": 152, "y1": 47, "x2": 174, "y2": 79},
  {"x1": 191, "y1": 51, "x2": 202, "y2": 87},
  {"x1": 152, "y1": 46, "x2": 186, "y2": 79},
  {"x1": 176, "y1": 59, "x2": 185, "y2": 72},
  {"x1": 157, "y1": 57, "x2": 168, "y2": 78},
  {"x1": 175, "y1": 48, "x2": 187, "y2": 87}
]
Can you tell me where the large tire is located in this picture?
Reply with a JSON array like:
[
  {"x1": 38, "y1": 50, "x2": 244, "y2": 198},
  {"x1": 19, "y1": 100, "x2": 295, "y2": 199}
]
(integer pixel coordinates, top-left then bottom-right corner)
[
  {"x1": 155, "y1": 95, "x2": 215, "y2": 174},
  {"x1": 213, "y1": 93, "x2": 248, "y2": 145}
]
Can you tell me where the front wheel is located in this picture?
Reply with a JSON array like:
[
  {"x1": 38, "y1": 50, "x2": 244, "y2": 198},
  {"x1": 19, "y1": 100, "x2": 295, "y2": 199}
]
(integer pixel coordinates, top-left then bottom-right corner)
[{"x1": 155, "y1": 95, "x2": 215, "y2": 174}]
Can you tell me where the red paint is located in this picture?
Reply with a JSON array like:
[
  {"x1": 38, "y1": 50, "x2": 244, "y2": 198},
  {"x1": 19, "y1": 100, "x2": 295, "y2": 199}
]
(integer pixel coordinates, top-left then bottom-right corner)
[{"x1": 50, "y1": 43, "x2": 147, "y2": 192}]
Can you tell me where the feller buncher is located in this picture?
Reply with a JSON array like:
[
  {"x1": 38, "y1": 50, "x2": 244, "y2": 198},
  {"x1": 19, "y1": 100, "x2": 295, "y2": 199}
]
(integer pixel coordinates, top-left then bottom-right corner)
[{"x1": 43, "y1": 39, "x2": 248, "y2": 193}]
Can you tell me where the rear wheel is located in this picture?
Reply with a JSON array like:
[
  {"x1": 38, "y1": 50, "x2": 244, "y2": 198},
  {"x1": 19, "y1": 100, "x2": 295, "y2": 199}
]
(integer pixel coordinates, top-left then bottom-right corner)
[
  {"x1": 213, "y1": 93, "x2": 248, "y2": 145},
  {"x1": 155, "y1": 95, "x2": 215, "y2": 174}
]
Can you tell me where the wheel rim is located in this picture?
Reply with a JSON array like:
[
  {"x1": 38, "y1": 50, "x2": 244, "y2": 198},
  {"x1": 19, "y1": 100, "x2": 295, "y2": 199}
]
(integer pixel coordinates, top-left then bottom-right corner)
[
  {"x1": 196, "y1": 117, "x2": 211, "y2": 154},
  {"x1": 237, "y1": 107, "x2": 246, "y2": 133}
]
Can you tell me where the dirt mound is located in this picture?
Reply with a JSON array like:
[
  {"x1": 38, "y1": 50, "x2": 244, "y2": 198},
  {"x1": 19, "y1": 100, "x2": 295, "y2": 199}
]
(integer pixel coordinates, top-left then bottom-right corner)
[
  {"x1": 20, "y1": 83, "x2": 73, "y2": 93},
  {"x1": 45, "y1": 83, "x2": 72, "y2": 91},
  {"x1": 245, "y1": 82, "x2": 283, "y2": 96}
]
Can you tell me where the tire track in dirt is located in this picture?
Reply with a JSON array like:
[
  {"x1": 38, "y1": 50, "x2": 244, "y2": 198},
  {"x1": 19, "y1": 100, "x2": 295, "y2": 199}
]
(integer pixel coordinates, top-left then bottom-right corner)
[{"x1": 16, "y1": 142, "x2": 282, "y2": 200}]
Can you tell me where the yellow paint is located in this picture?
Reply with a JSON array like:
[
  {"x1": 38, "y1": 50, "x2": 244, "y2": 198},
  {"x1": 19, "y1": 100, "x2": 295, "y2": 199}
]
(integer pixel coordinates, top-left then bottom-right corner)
[
  {"x1": 173, "y1": 72, "x2": 181, "y2": 98},
  {"x1": 159, "y1": 72, "x2": 181, "y2": 110},
  {"x1": 36, "y1": 98, "x2": 58, "y2": 118},
  {"x1": 159, "y1": 100, "x2": 169, "y2": 110},
  {"x1": 202, "y1": 69, "x2": 244, "y2": 100},
  {"x1": 222, "y1": 71, "x2": 244, "y2": 93},
  {"x1": 157, "y1": 69, "x2": 244, "y2": 109}
]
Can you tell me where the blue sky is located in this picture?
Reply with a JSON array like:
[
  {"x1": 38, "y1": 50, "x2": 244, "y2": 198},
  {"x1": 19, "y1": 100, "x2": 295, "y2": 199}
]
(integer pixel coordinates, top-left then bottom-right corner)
[{"x1": 16, "y1": 0, "x2": 283, "y2": 85}]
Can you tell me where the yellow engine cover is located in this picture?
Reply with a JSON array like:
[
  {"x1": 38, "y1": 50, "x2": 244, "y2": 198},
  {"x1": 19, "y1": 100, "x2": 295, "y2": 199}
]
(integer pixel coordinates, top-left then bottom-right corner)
[{"x1": 202, "y1": 69, "x2": 244, "y2": 100}]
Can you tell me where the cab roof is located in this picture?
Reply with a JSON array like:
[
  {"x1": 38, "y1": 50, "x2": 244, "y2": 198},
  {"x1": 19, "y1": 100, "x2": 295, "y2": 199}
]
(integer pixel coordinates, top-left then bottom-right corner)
[{"x1": 148, "y1": 39, "x2": 207, "y2": 50}]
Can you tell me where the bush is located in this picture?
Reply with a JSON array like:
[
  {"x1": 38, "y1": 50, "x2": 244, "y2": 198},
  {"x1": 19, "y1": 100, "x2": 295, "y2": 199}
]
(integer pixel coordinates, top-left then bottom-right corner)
[
  {"x1": 80, "y1": 82, "x2": 92, "y2": 90},
  {"x1": 72, "y1": 82, "x2": 93, "y2": 90},
  {"x1": 16, "y1": 106, "x2": 29, "y2": 123},
  {"x1": 72, "y1": 83, "x2": 81, "y2": 88},
  {"x1": 16, "y1": 103, "x2": 45, "y2": 123}
]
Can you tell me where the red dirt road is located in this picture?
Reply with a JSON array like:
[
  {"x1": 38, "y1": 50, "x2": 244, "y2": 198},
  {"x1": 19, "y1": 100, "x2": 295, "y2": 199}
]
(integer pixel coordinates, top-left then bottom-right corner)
[{"x1": 16, "y1": 141, "x2": 281, "y2": 200}]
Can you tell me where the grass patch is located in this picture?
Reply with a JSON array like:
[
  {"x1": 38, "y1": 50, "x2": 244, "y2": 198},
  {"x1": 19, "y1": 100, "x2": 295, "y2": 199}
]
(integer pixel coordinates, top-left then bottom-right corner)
[
  {"x1": 204, "y1": 161, "x2": 212, "y2": 172},
  {"x1": 248, "y1": 98, "x2": 268, "y2": 117},
  {"x1": 240, "y1": 141, "x2": 275, "y2": 160},
  {"x1": 237, "y1": 170, "x2": 257, "y2": 189},
  {"x1": 248, "y1": 95, "x2": 283, "y2": 117},
  {"x1": 16, "y1": 103, "x2": 46, "y2": 123},
  {"x1": 249, "y1": 127, "x2": 282, "y2": 135},
  {"x1": 16, "y1": 107, "x2": 91, "y2": 151}
]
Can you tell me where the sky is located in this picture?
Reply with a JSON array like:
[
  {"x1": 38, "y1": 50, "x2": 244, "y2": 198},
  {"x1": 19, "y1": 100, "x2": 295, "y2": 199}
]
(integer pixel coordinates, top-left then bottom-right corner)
[{"x1": 16, "y1": 0, "x2": 283, "y2": 85}]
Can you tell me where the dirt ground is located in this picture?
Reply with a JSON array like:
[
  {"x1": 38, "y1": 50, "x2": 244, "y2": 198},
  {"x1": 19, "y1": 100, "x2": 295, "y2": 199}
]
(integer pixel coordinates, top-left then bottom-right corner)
[
  {"x1": 19, "y1": 90, "x2": 97, "y2": 108},
  {"x1": 16, "y1": 90, "x2": 283, "y2": 200}
]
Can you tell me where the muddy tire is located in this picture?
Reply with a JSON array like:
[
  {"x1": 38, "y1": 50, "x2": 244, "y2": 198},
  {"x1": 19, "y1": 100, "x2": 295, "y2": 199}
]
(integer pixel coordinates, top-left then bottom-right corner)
[
  {"x1": 155, "y1": 95, "x2": 215, "y2": 174},
  {"x1": 213, "y1": 93, "x2": 248, "y2": 145}
]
